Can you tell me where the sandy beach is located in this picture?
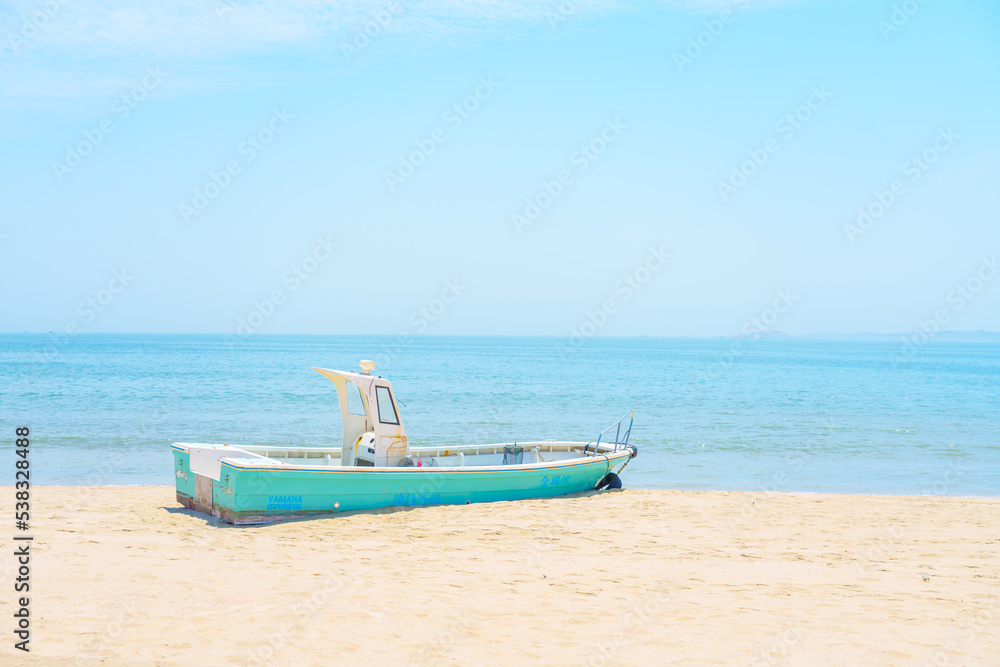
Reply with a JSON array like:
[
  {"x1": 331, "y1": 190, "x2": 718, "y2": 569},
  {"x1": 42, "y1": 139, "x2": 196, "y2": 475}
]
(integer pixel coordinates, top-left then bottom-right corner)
[{"x1": 2, "y1": 486, "x2": 997, "y2": 665}]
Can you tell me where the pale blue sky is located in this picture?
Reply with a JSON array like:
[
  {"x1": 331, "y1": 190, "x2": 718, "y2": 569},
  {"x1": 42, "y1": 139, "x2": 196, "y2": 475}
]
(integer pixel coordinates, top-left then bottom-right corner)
[{"x1": 1, "y1": 0, "x2": 999, "y2": 337}]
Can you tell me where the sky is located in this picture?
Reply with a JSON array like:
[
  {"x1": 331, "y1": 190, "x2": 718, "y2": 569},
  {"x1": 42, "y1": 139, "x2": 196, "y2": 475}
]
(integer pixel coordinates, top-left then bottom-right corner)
[{"x1": 1, "y1": 0, "x2": 999, "y2": 338}]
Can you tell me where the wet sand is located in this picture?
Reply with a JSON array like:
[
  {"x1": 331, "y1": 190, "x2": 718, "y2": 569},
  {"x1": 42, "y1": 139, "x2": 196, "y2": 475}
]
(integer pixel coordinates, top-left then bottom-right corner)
[{"x1": 2, "y1": 486, "x2": 997, "y2": 665}]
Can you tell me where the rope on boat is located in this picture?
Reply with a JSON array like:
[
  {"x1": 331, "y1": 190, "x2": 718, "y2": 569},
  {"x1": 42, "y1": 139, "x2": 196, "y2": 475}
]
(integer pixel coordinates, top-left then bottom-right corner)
[{"x1": 616, "y1": 454, "x2": 632, "y2": 477}]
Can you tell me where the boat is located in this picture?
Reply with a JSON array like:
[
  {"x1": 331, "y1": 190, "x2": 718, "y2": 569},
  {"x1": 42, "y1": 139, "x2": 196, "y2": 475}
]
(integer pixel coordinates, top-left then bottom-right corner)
[{"x1": 171, "y1": 360, "x2": 638, "y2": 524}]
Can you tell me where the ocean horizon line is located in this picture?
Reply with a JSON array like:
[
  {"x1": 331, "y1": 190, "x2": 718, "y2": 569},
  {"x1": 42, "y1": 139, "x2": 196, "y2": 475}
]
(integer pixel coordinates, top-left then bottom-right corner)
[{"x1": 4, "y1": 330, "x2": 1000, "y2": 341}]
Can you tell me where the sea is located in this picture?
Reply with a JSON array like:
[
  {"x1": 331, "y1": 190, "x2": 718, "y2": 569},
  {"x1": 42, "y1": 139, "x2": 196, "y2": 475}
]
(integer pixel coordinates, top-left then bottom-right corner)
[{"x1": 2, "y1": 334, "x2": 997, "y2": 495}]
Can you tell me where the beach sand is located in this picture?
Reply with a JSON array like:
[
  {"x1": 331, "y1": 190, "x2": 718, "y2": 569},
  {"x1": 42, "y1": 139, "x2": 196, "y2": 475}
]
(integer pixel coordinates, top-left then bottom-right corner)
[{"x1": 2, "y1": 487, "x2": 997, "y2": 665}]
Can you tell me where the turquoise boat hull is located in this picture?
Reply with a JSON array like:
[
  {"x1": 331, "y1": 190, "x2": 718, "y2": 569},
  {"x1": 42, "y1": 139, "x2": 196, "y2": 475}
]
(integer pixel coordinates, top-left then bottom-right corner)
[{"x1": 173, "y1": 445, "x2": 632, "y2": 524}]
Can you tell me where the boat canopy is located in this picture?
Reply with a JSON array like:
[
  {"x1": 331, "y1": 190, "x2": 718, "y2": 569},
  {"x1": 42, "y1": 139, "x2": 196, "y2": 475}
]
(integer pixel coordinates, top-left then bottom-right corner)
[{"x1": 312, "y1": 361, "x2": 409, "y2": 466}]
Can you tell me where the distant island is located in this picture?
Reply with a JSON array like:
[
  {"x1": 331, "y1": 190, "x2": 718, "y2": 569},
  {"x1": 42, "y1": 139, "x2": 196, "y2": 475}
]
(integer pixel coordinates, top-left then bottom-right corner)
[{"x1": 734, "y1": 330, "x2": 1000, "y2": 342}]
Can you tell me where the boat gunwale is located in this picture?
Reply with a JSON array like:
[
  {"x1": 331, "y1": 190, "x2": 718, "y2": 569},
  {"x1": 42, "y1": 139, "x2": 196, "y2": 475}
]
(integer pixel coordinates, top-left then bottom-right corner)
[
  {"x1": 211, "y1": 447, "x2": 631, "y2": 475},
  {"x1": 171, "y1": 440, "x2": 609, "y2": 453},
  {"x1": 217, "y1": 460, "x2": 626, "y2": 475},
  {"x1": 172, "y1": 441, "x2": 628, "y2": 459}
]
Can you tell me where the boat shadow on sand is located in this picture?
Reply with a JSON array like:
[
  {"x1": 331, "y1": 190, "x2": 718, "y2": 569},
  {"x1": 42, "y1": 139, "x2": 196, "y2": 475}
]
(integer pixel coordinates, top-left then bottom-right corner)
[{"x1": 159, "y1": 488, "x2": 624, "y2": 529}]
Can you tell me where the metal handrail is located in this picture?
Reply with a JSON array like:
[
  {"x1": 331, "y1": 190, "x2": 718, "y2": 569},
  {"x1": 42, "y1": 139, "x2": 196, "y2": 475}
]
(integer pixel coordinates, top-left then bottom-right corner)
[{"x1": 586, "y1": 410, "x2": 633, "y2": 455}]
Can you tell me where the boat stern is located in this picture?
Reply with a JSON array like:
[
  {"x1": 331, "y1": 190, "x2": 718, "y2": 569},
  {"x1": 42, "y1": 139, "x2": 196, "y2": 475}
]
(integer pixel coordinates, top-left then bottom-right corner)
[
  {"x1": 171, "y1": 443, "x2": 242, "y2": 522},
  {"x1": 172, "y1": 444, "x2": 196, "y2": 509}
]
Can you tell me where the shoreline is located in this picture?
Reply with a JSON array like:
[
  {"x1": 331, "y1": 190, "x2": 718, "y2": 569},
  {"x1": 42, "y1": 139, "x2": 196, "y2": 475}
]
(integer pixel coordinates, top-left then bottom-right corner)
[
  {"x1": 2, "y1": 487, "x2": 997, "y2": 664},
  {"x1": 17, "y1": 483, "x2": 1000, "y2": 500}
]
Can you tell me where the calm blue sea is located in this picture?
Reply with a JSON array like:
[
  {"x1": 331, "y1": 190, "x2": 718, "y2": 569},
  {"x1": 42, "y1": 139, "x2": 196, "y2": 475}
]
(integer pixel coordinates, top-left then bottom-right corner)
[{"x1": 1, "y1": 334, "x2": 997, "y2": 495}]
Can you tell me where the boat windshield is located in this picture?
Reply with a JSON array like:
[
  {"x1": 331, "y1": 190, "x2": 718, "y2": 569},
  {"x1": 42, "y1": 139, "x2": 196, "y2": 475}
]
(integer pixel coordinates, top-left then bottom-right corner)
[
  {"x1": 375, "y1": 385, "x2": 399, "y2": 424},
  {"x1": 346, "y1": 383, "x2": 367, "y2": 416}
]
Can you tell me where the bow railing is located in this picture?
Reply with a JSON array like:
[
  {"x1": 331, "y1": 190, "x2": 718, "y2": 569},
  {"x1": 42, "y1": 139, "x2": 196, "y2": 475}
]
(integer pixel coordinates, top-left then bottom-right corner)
[{"x1": 584, "y1": 410, "x2": 633, "y2": 455}]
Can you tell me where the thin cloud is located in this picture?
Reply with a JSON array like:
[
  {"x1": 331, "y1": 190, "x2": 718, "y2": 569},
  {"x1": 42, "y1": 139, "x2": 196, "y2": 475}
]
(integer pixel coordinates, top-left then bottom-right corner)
[
  {"x1": 0, "y1": 0, "x2": 802, "y2": 103},
  {"x1": 4, "y1": 0, "x2": 616, "y2": 58},
  {"x1": 2, "y1": 0, "x2": 801, "y2": 58}
]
